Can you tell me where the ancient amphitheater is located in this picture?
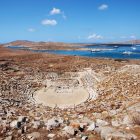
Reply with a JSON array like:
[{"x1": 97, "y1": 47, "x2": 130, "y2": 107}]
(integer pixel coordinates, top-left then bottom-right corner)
[{"x1": 34, "y1": 68, "x2": 102, "y2": 108}]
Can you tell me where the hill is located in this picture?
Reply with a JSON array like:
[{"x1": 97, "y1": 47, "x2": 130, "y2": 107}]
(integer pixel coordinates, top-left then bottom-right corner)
[{"x1": 4, "y1": 40, "x2": 87, "y2": 50}]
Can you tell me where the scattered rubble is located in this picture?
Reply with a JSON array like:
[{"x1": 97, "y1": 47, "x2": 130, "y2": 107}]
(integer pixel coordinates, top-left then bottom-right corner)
[{"x1": 0, "y1": 47, "x2": 140, "y2": 139}]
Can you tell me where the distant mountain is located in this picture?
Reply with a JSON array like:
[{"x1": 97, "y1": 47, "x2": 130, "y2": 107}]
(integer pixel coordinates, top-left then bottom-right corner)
[
  {"x1": 112, "y1": 40, "x2": 140, "y2": 45},
  {"x1": 4, "y1": 40, "x2": 89, "y2": 50},
  {"x1": 122, "y1": 40, "x2": 140, "y2": 44},
  {"x1": 5, "y1": 40, "x2": 37, "y2": 47},
  {"x1": 4, "y1": 39, "x2": 140, "y2": 50}
]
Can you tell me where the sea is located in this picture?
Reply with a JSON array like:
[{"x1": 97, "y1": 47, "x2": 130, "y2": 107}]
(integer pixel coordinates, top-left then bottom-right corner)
[{"x1": 8, "y1": 45, "x2": 140, "y2": 59}]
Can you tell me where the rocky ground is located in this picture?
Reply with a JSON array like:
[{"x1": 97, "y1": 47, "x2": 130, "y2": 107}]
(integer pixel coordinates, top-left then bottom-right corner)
[{"x1": 0, "y1": 46, "x2": 140, "y2": 140}]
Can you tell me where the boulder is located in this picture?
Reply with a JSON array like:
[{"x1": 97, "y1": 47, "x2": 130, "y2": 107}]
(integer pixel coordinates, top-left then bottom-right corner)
[
  {"x1": 70, "y1": 122, "x2": 80, "y2": 128},
  {"x1": 96, "y1": 119, "x2": 109, "y2": 127},
  {"x1": 63, "y1": 126, "x2": 75, "y2": 135},
  {"x1": 46, "y1": 117, "x2": 63, "y2": 130},
  {"x1": 32, "y1": 121, "x2": 41, "y2": 129},
  {"x1": 18, "y1": 116, "x2": 26, "y2": 123},
  {"x1": 101, "y1": 111, "x2": 109, "y2": 118},
  {"x1": 10, "y1": 120, "x2": 21, "y2": 128},
  {"x1": 81, "y1": 136, "x2": 88, "y2": 140},
  {"x1": 48, "y1": 133, "x2": 55, "y2": 138},
  {"x1": 79, "y1": 123, "x2": 87, "y2": 132},
  {"x1": 10, "y1": 120, "x2": 18, "y2": 128},
  {"x1": 122, "y1": 115, "x2": 133, "y2": 125},
  {"x1": 87, "y1": 122, "x2": 95, "y2": 131}
]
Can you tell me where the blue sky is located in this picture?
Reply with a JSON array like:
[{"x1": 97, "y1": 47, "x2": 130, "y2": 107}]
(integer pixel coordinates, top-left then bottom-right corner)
[{"x1": 0, "y1": 0, "x2": 140, "y2": 43}]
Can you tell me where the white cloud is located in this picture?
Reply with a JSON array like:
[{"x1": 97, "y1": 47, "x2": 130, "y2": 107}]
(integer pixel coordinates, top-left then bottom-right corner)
[
  {"x1": 98, "y1": 4, "x2": 108, "y2": 10},
  {"x1": 88, "y1": 34, "x2": 103, "y2": 40},
  {"x1": 41, "y1": 19, "x2": 57, "y2": 26},
  {"x1": 50, "y1": 8, "x2": 61, "y2": 15},
  {"x1": 130, "y1": 35, "x2": 136, "y2": 39},
  {"x1": 28, "y1": 28, "x2": 36, "y2": 32},
  {"x1": 49, "y1": 7, "x2": 66, "y2": 19}
]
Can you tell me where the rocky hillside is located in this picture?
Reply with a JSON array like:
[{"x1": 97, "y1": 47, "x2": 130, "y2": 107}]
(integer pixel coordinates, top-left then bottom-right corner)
[
  {"x1": 4, "y1": 40, "x2": 86, "y2": 50},
  {"x1": 112, "y1": 40, "x2": 140, "y2": 45}
]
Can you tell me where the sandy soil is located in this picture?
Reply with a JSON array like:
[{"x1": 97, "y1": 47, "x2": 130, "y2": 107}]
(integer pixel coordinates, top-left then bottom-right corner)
[{"x1": 34, "y1": 87, "x2": 89, "y2": 108}]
